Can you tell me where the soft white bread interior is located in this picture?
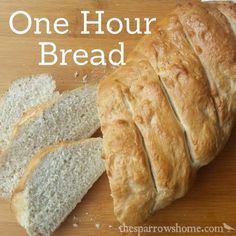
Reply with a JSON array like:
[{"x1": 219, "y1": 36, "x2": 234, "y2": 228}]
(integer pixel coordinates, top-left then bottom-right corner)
[
  {"x1": 12, "y1": 138, "x2": 104, "y2": 236},
  {"x1": 0, "y1": 85, "x2": 100, "y2": 199},
  {"x1": 0, "y1": 74, "x2": 59, "y2": 151}
]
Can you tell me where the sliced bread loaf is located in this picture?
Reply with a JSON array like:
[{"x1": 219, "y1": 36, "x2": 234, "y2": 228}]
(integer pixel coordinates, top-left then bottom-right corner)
[
  {"x1": 0, "y1": 74, "x2": 59, "y2": 150},
  {"x1": 12, "y1": 138, "x2": 104, "y2": 236},
  {"x1": 0, "y1": 85, "x2": 100, "y2": 199}
]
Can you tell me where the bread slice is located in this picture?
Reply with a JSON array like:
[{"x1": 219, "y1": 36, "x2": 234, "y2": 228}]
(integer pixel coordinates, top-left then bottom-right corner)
[
  {"x1": 0, "y1": 74, "x2": 59, "y2": 151},
  {"x1": 12, "y1": 138, "x2": 104, "y2": 236},
  {"x1": 0, "y1": 85, "x2": 100, "y2": 199}
]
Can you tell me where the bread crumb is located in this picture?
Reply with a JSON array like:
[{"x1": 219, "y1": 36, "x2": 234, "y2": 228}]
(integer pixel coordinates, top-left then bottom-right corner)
[
  {"x1": 74, "y1": 71, "x2": 79, "y2": 78},
  {"x1": 95, "y1": 223, "x2": 100, "y2": 229},
  {"x1": 82, "y1": 74, "x2": 88, "y2": 83},
  {"x1": 109, "y1": 225, "x2": 112, "y2": 228},
  {"x1": 85, "y1": 212, "x2": 89, "y2": 215},
  {"x1": 72, "y1": 215, "x2": 79, "y2": 227}
]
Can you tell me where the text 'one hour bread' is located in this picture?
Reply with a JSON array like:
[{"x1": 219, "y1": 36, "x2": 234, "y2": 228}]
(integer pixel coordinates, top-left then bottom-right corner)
[
  {"x1": 0, "y1": 85, "x2": 100, "y2": 199},
  {"x1": 96, "y1": 2, "x2": 236, "y2": 225},
  {"x1": 0, "y1": 74, "x2": 59, "y2": 151},
  {"x1": 12, "y1": 138, "x2": 104, "y2": 236}
]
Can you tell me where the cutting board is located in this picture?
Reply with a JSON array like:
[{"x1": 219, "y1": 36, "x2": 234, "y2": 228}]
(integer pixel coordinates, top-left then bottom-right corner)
[{"x1": 0, "y1": 0, "x2": 236, "y2": 235}]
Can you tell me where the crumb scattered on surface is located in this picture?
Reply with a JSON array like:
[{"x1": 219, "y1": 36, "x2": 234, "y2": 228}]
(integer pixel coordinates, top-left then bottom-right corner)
[
  {"x1": 72, "y1": 214, "x2": 79, "y2": 227},
  {"x1": 109, "y1": 225, "x2": 112, "y2": 229},
  {"x1": 86, "y1": 212, "x2": 89, "y2": 215},
  {"x1": 95, "y1": 223, "x2": 100, "y2": 229},
  {"x1": 74, "y1": 71, "x2": 79, "y2": 78},
  {"x1": 82, "y1": 74, "x2": 88, "y2": 83}
]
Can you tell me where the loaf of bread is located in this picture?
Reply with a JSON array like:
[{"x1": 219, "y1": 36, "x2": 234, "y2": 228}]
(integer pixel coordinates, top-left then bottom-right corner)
[
  {"x1": 12, "y1": 138, "x2": 104, "y2": 236},
  {"x1": 0, "y1": 85, "x2": 100, "y2": 199},
  {"x1": 97, "y1": 2, "x2": 236, "y2": 224},
  {"x1": 0, "y1": 74, "x2": 58, "y2": 151}
]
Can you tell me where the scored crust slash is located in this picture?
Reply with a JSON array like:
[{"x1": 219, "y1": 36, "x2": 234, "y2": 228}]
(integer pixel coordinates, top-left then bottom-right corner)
[
  {"x1": 97, "y1": 2, "x2": 236, "y2": 225},
  {"x1": 0, "y1": 1, "x2": 236, "y2": 235}
]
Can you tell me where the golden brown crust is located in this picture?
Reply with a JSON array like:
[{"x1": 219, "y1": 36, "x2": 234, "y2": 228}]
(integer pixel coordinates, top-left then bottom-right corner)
[
  {"x1": 98, "y1": 77, "x2": 157, "y2": 225},
  {"x1": 217, "y1": 3, "x2": 236, "y2": 37},
  {"x1": 127, "y1": 33, "x2": 158, "y2": 69},
  {"x1": 175, "y1": 3, "x2": 236, "y2": 142},
  {"x1": 98, "y1": 59, "x2": 195, "y2": 224},
  {"x1": 97, "y1": 2, "x2": 236, "y2": 225},
  {"x1": 152, "y1": 14, "x2": 220, "y2": 165},
  {"x1": 123, "y1": 61, "x2": 192, "y2": 187},
  {"x1": 205, "y1": 3, "x2": 235, "y2": 35}
]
